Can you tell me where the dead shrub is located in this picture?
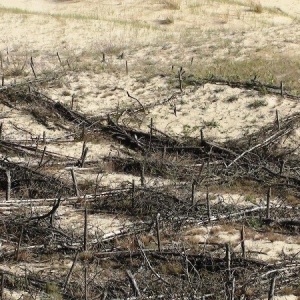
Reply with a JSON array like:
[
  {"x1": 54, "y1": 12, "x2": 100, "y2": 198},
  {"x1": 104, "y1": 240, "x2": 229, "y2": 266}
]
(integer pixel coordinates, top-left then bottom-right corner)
[
  {"x1": 160, "y1": 0, "x2": 181, "y2": 10},
  {"x1": 249, "y1": 1, "x2": 263, "y2": 13},
  {"x1": 160, "y1": 261, "x2": 184, "y2": 275}
]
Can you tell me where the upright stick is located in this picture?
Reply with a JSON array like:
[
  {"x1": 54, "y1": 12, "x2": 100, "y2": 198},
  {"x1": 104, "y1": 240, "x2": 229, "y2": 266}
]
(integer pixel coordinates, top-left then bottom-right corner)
[
  {"x1": 240, "y1": 225, "x2": 246, "y2": 259},
  {"x1": 6, "y1": 170, "x2": 11, "y2": 201},
  {"x1": 71, "y1": 169, "x2": 80, "y2": 197},
  {"x1": 266, "y1": 187, "x2": 271, "y2": 219},
  {"x1": 268, "y1": 275, "x2": 277, "y2": 300},
  {"x1": 156, "y1": 213, "x2": 161, "y2": 252},
  {"x1": 83, "y1": 207, "x2": 88, "y2": 251}
]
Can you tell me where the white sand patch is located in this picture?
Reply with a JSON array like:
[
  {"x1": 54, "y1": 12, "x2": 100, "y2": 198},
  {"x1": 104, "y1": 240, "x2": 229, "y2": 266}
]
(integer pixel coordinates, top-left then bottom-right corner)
[
  {"x1": 247, "y1": 239, "x2": 300, "y2": 261},
  {"x1": 45, "y1": 140, "x2": 125, "y2": 161},
  {"x1": 134, "y1": 83, "x2": 300, "y2": 142},
  {"x1": 263, "y1": 296, "x2": 298, "y2": 300},
  {"x1": 2, "y1": 288, "x2": 30, "y2": 300},
  {"x1": 57, "y1": 205, "x2": 131, "y2": 237},
  {"x1": 0, "y1": 106, "x2": 67, "y2": 141},
  {"x1": 184, "y1": 225, "x2": 300, "y2": 262}
]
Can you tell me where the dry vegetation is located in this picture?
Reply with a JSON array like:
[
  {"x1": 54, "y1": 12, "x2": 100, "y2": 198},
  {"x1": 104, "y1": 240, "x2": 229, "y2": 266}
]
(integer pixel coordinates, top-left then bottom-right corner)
[{"x1": 0, "y1": 0, "x2": 300, "y2": 299}]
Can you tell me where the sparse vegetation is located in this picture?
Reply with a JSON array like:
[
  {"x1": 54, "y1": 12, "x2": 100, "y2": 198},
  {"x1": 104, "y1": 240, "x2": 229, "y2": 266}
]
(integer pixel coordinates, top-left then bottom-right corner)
[
  {"x1": 248, "y1": 99, "x2": 268, "y2": 108},
  {"x1": 204, "y1": 119, "x2": 219, "y2": 128},
  {"x1": 249, "y1": 0, "x2": 263, "y2": 13},
  {"x1": 160, "y1": 0, "x2": 182, "y2": 10}
]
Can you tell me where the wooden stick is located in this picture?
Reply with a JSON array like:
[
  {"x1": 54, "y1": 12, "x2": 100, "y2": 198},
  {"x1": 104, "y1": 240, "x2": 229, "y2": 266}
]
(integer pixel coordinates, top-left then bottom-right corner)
[
  {"x1": 126, "y1": 270, "x2": 141, "y2": 297},
  {"x1": 280, "y1": 81, "x2": 284, "y2": 97},
  {"x1": 84, "y1": 266, "x2": 88, "y2": 300},
  {"x1": 30, "y1": 62, "x2": 37, "y2": 78},
  {"x1": 178, "y1": 67, "x2": 183, "y2": 92},
  {"x1": 15, "y1": 226, "x2": 24, "y2": 261},
  {"x1": 0, "y1": 123, "x2": 2, "y2": 140},
  {"x1": 126, "y1": 60, "x2": 128, "y2": 75},
  {"x1": 30, "y1": 56, "x2": 34, "y2": 67},
  {"x1": 140, "y1": 163, "x2": 145, "y2": 186},
  {"x1": 83, "y1": 206, "x2": 88, "y2": 251},
  {"x1": 241, "y1": 225, "x2": 246, "y2": 259},
  {"x1": 266, "y1": 187, "x2": 271, "y2": 219},
  {"x1": 0, "y1": 272, "x2": 4, "y2": 299},
  {"x1": 131, "y1": 179, "x2": 135, "y2": 209},
  {"x1": 275, "y1": 110, "x2": 280, "y2": 130},
  {"x1": 231, "y1": 277, "x2": 236, "y2": 300},
  {"x1": 24, "y1": 268, "x2": 28, "y2": 289},
  {"x1": 191, "y1": 181, "x2": 196, "y2": 206},
  {"x1": 63, "y1": 251, "x2": 79, "y2": 291},
  {"x1": 71, "y1": 94, "x2": 75, "y2": 110},
  {"x1": 1, "y1": 76, "x2": 4, "y2": 86},
  {"x1": 200, "y1": 129, "x2": 204, "y2": 145},
  {"x1": 57, "y1": 52, "x2": 62, "y2": 66},
  {"x1": 126, "y1": 92, "x2": 145, "y2": 112},
  {"x1": 6, "y1": 170, "x2": 11, "y2": 201},
  {"x1": 102, "y1": 52, "x2": 105, "y2": 63},
  {"x1": 149, "y1": 118, "x2": 153, "y2": 151},
  {"x1": 81, "y1": 141, "x2": 86, "y2": 161},
  {"x1": 206, "y1": 187, "x2": 211, "y2": 222},
  {"x1": 279, "y1": 160, "x2": 284, "y2": 175},
  {"x1": 225, "y1": 243, "x2": 231, "y2": 280},
  {"x1": 42, "y1": 131, "x2": 46, "y2": 144},
  {"x1": 81, "y1": 147, "x2": 89, "y2": 168},
  {"x1": 71, "y1": 169, "x2": 80, "y2": 197},
  {"x1": 39, "y1": 146, "x2": 47, "y2": 167},
  {"x1": 156, "y1": 213, "x2": 161, "y2": 252},
  {"x1": 268, "y1": 275, "x2": 277, "y2": 300},
  {"x1": 35, "y1": 135, "x2": 40, "y2": 154}
]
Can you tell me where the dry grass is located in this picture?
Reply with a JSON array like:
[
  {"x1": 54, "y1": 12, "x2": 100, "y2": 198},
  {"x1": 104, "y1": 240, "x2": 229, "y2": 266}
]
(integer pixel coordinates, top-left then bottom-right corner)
[
  {"x1": 160, "y1": 261, "x2": 184, "y2": 275},
  {"x1": 140, "y1": 234, "x2": 156, "y2": 247},
  {"x1": 285, "y1": 194, "x2": 300, "y2": 205},
  {"x1": 249, "y1": 0, "x2": 263, "y2": 13},
  {"x1": 16, "y1": 250, "x2": 32, "y2": 262},
  {"x1": 264, "y1": 231, "x2": 288, "y2": 243},
  {"x1": 185, "y1": 227, "x2": 206, "y2": 236},
  {"x1": 158, "y1": 15, "x2": 175, "y2": 24},
  {"x1": 160, "y1": 0, "x2": 181, "y2": 10},
  {"x1": 78, "y1": 251, "x2": 94, "y2": 261},
  {"x1": 244, "y1": 227, "x2": 261, "y2": 240},
  {"x1": 185, "y1": 235, "x2": 201, "y2": 245}
]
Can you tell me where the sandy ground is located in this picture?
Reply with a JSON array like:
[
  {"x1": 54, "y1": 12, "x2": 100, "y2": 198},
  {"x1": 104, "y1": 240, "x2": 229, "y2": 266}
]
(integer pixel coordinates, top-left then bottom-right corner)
[
  {"x1": 184, "y1": 224, "x2": 300, "y2": 262},
  {"x1": 1, "y1": 0, "x2": 300, "y2": 148}
]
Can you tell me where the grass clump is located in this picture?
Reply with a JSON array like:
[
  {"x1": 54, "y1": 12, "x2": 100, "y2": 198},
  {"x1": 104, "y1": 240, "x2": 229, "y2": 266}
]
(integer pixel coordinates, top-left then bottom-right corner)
[
  {"x1": 227, "y1": 95, "x2": 239, "y2": 103},
  {"x1": 204, "y1": 119, "x2": 219, "y2": 128},
  {"x1": 45, "y1": 282, "x2": 62, "y2": 300},
  {"x1": 249, "y1": 1, "x2": 263, "y2": 13},
  {"x1": 248, "y1": 99, "x2": 268, "y2": 109},
  {"x1": 160, "y1": 0, "x2": 181, "y2": 10},
  {"x1": 158, "y1": 15, "x2": 175, "y2": 25},
  {"x1": 160, "y1": 261, "x2": 184, "y2": 275}
]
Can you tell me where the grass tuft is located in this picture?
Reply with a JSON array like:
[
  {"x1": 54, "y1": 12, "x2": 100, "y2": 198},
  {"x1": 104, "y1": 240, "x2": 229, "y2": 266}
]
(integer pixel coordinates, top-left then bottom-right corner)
[
  {"x1": 248, "y1": 99, "x2": 268, "y2": 109},
  {"x1": 160, "y1": 0, "x2": 181, "y2": 10},
  {"x1": 249, "y1": 1, "x2": 263, "y2": 13}
]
